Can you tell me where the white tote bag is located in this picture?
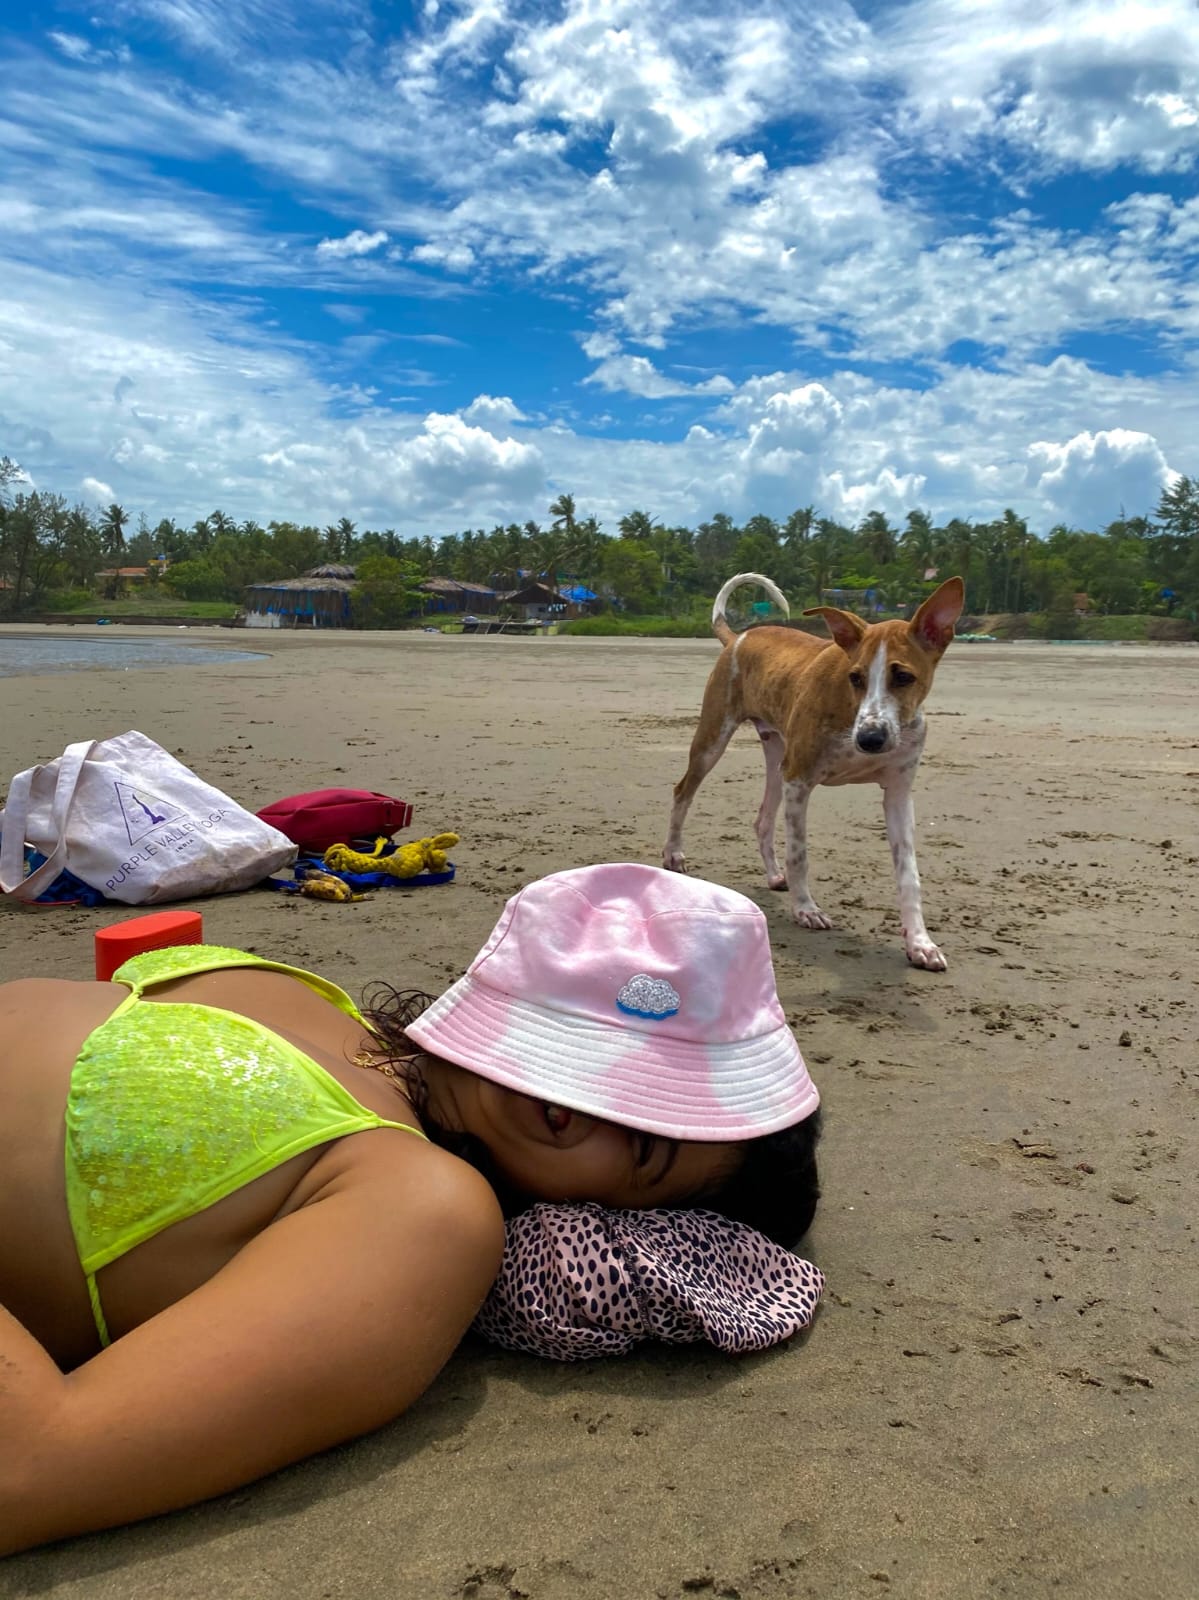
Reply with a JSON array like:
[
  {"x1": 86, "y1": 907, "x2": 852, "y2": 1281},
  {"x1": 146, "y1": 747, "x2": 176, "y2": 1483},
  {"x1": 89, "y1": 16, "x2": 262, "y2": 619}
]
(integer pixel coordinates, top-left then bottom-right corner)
[{"x1": 0, "y1": 730, "x2": 297, "y2": 905}]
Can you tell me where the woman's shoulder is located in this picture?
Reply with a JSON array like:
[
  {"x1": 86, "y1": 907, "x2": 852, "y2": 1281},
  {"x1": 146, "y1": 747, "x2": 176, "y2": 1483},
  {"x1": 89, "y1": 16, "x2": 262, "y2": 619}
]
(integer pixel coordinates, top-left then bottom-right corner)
[{"x1": 321, "y1": 1125, "x2": 506, "y2": 1266}]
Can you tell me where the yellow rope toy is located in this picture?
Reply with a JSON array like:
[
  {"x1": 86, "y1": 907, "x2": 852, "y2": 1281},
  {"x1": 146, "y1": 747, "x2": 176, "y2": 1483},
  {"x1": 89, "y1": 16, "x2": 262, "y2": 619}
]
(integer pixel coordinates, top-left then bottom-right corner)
[{"x1": 323, "y1": 833, "x2": 459, "y2": 879}]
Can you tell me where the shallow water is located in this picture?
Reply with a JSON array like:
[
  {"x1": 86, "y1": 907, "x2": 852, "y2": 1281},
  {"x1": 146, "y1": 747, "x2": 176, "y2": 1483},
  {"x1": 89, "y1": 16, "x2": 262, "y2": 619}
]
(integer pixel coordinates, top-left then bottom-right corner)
[{"x1": 0, "y1": 635, "x2": 265, "y2": 678}]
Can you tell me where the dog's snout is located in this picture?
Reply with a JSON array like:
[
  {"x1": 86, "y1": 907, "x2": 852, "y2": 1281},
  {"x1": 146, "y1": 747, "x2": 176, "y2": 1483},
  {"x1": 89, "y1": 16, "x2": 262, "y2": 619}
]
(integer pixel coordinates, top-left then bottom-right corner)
[{"x1": 856, "y1": 726, "x2": 888, "y2": 753}]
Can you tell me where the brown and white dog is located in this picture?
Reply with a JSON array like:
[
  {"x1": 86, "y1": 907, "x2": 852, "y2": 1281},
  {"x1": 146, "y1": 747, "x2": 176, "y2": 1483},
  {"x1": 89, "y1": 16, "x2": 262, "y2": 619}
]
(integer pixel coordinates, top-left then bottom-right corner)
[{"x1": 663, "y1": 572, "x2": 965, "y2": 969}]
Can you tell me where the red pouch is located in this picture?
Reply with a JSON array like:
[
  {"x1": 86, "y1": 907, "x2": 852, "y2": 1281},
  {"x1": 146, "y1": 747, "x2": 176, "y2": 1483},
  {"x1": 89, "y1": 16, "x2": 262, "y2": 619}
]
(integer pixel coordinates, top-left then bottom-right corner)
[{"x1": 257, "y1": 788, "x2": 413, "y2": 852}]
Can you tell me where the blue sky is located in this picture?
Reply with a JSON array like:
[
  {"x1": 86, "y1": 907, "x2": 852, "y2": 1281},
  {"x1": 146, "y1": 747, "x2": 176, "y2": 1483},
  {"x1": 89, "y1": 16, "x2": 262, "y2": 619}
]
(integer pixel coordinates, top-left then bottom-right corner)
[{"x1": 1, "y1": 0, "x2": 1197, "y2": 538}]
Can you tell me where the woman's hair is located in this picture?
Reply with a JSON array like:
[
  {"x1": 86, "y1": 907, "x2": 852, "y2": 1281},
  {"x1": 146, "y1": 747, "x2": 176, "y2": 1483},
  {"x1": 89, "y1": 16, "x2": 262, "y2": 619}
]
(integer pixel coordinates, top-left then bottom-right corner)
[
  {"x1": 698, "y1": 1109, "x2": 822, "y2": 1247},
  {"x1": 361, "y1": 982, "x2": 822, "y2": 1246}
]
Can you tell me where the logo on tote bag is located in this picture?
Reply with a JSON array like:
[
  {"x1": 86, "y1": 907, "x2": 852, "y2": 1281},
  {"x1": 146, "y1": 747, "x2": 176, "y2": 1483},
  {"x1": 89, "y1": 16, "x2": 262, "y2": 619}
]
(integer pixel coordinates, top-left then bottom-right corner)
[{"x1": 115, "y1": 783, "x2": 188, "y2": 846}]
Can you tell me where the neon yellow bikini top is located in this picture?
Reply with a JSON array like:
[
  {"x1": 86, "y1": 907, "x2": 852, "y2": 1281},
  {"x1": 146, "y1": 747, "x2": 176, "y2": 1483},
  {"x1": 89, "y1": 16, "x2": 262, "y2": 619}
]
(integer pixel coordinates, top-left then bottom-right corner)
[{"x1": 66, "y1": 945, "x2": 425, "y2": 1346}]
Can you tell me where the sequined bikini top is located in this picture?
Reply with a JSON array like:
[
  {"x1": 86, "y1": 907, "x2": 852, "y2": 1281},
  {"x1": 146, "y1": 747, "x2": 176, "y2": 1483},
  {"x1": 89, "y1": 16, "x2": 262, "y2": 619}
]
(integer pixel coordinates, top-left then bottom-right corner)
[{"x1": 65, "y1": 945, "x2": 424, "y2": 1344}]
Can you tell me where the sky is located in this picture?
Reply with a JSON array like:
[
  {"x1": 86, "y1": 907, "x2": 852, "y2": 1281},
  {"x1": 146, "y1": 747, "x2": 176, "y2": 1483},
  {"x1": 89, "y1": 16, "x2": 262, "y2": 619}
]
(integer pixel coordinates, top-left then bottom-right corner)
[{"x1": 1, "y1": 0, "x2": 1197, "y2": 540}]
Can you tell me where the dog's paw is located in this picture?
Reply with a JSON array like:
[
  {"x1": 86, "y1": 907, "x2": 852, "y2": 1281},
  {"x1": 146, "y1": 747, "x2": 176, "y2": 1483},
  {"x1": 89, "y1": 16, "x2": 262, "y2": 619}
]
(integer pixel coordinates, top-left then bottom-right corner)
[
  {"x1": 906, "y1": 938, "x2": 948, "y2": 971},
  {"x1": 792, "y1": 904, "x2": 834, "y2": 930}
]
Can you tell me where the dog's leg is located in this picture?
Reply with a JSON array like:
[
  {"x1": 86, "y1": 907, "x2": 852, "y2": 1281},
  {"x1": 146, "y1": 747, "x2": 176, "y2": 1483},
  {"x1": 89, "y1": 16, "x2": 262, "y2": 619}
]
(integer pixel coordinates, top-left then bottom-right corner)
[
  {"x1": 882, "y1": 775, "x2": 947, "y2": 970},
  {"x1": 663, "y1": 716, "x2": 739, "y2": 872},
  {"x1": 756, "y1": 727, "x2": 786, "y2": 889},
  {"x1": 782, "y1": 779, "x2": 833, "y2": 928}
]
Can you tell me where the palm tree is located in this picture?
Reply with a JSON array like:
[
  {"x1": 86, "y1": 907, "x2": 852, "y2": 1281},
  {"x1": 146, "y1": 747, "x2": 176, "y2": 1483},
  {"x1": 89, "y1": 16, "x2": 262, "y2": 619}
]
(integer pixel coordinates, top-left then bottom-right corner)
[
  {"x1": 63, "y1": 506, "x2": 101, "y2": 587},
  {"x1": 322, "y1": 517, "x2": 357, "y2": 560},
  {"x1": 937, "y1": 518, "x2": 977, "y2": 608},
  {"x1": 809, "y1": 517, "x2": 850, "y2": 600},
  {"x1": 618, "y1": 509, "x2": 659, "y2": 541},
  {"x1": 549, "y1": 493, "x2": 578, "y2": 541},
  {"x1": 100, "y1": 503, "x2": 129, "y2": 559},
  {"x1": 573, "y1": 515, "x2": 606, "y2": 588},
  {"x1": 857, "y1": 510, "x2": 897, "y2": 570},
  {"x1": 783, "y1": 506, "x2": 815, "y2": 551},
  {"x1": 900, "y1": 509, "x2": 936, "y2": 572}
]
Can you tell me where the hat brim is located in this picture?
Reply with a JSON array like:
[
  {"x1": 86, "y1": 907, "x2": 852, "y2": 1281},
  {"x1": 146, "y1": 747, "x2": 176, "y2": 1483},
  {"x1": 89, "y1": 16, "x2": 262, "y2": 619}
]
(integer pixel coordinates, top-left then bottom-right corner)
[{"x1": 406, "y1": 973, "x2": 820, "y2": 1141}]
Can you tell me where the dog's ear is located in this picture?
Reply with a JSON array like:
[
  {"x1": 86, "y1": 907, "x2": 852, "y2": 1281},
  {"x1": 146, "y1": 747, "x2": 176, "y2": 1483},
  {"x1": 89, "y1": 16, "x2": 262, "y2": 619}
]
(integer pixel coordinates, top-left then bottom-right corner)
[
  {"x1": 802, "y1": 605, "x2": 868, "y2": 653},
  {"x1": 909, "y1": 577, "x2": 965, "y2": 654}
]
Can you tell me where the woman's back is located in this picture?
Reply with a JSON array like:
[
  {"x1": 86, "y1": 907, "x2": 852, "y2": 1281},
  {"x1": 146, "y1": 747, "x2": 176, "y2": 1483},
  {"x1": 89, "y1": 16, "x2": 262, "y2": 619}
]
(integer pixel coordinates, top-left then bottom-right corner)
[{"x1": 0, "y1": 965, "x2": 494, "y2": 1366}]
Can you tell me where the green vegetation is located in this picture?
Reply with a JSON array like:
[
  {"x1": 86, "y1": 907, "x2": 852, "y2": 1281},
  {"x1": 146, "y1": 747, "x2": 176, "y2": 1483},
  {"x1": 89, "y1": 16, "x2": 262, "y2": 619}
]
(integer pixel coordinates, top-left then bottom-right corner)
[
  {"x1": 1, "y1": 455, "x2": 1196, "y2": 637},
  {"x1": 558, "y1": 615, "x2": 713, "y2": 638},
  {"x1": 43, "y1": 591, "x2": 238, "y2": 620}
]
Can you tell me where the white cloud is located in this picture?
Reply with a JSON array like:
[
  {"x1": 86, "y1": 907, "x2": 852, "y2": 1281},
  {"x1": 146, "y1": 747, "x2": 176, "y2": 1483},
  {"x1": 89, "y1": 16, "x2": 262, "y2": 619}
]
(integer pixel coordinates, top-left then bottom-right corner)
[
  {"x1": 410, "y1": 240, "x2": 476, "y2": 271},
  {"x1": 315, "y1": 229, "x2": 389, "y2": 259},
  {"x1": 880, "y1": 0, "x2": 1199, "y2": 174},
  {"x1": 739, "y1": 384, "x2": 844, "y2": 455},
  {"x1": 1026, "y1": 428, "x2": 1174, "y2": 526},
  {"x1": 0, "y1": 0, "x2": 1195, "y2": 543},
  {"x1": 81, "y1": 476, "x2": 115, "y2": 502},
  {"x1": 581, "y1": 330, "x2": 621, "y2": 360},
  {"x1": 48, "y1": 32, "x2": 92, "y2": 61},
  {"x1": 586, "y1": 354, "x2": 734, "y2": 398},
  {"x1": 461, "y1": 394, "x2": 527, "y2": 433}
]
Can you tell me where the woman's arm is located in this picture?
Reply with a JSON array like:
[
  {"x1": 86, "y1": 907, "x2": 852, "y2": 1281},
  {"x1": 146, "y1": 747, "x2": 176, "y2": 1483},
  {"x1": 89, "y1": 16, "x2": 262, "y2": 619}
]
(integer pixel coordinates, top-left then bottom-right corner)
[{"x1": 0, "y1": 1154, "x2": 503, "y2": 1555}]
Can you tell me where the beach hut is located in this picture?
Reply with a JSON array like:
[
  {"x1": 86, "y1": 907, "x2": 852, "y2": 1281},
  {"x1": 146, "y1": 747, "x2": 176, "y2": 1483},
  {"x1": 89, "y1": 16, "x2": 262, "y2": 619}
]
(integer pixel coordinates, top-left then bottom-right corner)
[
  {"x1": 419, "y1": 577, "x2": 500, "y2": 616},
  {"x1": 242, "y1": 565, "x2": 358, "y2": 629},
  {"x1": 500, "y1": 580, "x2": 594, "y2": 621}
]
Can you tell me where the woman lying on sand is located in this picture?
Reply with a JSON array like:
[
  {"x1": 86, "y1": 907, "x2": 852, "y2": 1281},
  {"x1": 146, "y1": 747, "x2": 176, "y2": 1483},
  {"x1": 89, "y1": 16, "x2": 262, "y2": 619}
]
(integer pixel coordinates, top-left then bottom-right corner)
[{"x1": 0, "y1": 863, "x2": 822, "y2": 1554}]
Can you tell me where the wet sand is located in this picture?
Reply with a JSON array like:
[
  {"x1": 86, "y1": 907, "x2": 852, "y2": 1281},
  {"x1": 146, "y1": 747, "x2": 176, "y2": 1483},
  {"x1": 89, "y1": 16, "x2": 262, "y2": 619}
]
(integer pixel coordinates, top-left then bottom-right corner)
[{"x1": 1, "y1": 627, "x2": 1196, "y2": 1600}]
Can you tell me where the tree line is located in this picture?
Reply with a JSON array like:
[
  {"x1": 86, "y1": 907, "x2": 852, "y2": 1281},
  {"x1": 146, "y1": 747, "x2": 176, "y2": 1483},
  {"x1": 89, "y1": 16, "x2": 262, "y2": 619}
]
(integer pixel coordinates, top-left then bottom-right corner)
[{"x1": 2, "y1": 458, "x2": 1196, "y2": 623}]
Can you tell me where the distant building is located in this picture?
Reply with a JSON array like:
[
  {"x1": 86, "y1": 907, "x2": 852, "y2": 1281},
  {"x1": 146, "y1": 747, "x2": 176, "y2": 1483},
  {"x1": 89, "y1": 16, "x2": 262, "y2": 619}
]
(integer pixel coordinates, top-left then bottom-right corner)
[
  {"x1": 96, "y1": 566, "x2": 155, "y2": 583},
  {"x1": 499, "y1": 581, "x2": 599, "y2": 620},
  {"x1": 419, "y1": 577, "x2": 500, "y2": 615},
  {"x1": 242, "y1": 565, "x2": 357, "y2": 628}
]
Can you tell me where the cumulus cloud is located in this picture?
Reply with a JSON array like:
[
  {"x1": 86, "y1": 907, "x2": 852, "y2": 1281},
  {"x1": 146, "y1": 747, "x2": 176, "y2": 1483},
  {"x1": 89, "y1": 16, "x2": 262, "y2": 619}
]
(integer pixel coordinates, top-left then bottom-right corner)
[
  {"x1": 81, "y1": 475, "x2": 115, "y2": 501},
  {"x1": 1, "y1": 0, "x2": 1196, "y2": 540},
  {"x1": 880, "y1": 0, "x2": 1199, "y2": 174},
  {"x1": 586, "y1": 354, "x2": 734, "y2": 398},
  {"x1": 1026, "y1": 429, "x2": 1173, "y2": 527},
  {"x1": 461, "y1": 394, "x2": 527, "y2": 433},
  {"x1": 740, "y1": 384, "x2": 844, "y2": 456},
  {"x1": 409, "y1": 241, "x2": 476, "y2": 271},
  {"x1": 404, "y1": 412, "x2": 544, "y2": 500},
  {"x1": 315, "y1": 229, "x2": 388, "y2": 259},
  {"x1": 256, "y1": 411, "x2": 545, "y2": 517}
]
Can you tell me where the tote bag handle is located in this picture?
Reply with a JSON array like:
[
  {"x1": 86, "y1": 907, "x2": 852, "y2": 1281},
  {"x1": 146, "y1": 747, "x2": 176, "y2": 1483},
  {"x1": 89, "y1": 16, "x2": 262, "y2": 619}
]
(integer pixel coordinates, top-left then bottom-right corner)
[{"x1": 0, "y1": 740, "x2": 96, "y2": 902}]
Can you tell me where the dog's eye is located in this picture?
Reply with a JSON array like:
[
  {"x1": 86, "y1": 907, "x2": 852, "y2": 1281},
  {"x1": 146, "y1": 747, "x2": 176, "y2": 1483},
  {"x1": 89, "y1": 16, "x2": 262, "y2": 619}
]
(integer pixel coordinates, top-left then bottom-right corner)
[
  {"x1": 891, "y1": 667, "x2": 916, "y2": 686},
  {"x1": 848, "y1": 670, "x2": 866, "y2": 691}
]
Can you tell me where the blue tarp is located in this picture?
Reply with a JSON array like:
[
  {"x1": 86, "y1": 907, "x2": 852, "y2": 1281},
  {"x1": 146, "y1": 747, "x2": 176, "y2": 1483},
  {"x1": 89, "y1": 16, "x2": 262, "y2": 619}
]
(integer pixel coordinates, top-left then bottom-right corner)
[{"x1": 559, "y1": 584, "x2": 597, "y2": 602}]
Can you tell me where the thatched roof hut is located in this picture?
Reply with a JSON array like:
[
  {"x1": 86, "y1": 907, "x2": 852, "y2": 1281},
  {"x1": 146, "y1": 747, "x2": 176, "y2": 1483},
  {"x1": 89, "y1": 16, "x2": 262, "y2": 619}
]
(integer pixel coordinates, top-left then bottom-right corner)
[
  {"x1": 420, "y1": 577, "x2": 499, "y2": 614},
  {"x1": 500, "y1": 580, "x2": 598, "y2": 619},
  {"x1": 243, "y1": 566, "x2": 357, "y2": 628}
]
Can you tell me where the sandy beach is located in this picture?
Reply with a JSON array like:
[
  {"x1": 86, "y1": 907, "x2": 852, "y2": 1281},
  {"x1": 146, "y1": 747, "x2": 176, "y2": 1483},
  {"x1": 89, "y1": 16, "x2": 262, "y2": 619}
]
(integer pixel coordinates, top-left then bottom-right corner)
[{"x1": 0, "y1": 626, "x2": 1195, "y2": 1600}]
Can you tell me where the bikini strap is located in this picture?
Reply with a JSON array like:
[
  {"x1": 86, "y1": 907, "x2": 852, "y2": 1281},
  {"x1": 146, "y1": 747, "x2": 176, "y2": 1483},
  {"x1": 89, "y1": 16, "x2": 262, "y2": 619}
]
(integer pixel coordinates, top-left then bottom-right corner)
[{"x1": 111, "y1": 945, "x2": 365, "y2": 1021}]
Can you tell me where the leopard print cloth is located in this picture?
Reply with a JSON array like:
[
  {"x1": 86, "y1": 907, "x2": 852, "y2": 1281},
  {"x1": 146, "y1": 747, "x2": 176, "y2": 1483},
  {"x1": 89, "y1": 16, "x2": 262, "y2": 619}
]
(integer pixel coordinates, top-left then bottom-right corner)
[{"x1": 473, "y1": 1203, "x2": 824, "y2": 1360}]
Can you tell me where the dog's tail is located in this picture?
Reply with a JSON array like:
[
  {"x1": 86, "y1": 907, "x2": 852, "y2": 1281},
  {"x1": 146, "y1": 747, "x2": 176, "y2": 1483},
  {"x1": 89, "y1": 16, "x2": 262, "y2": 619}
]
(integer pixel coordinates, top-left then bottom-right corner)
[{"x1": 711, "y1": 572, "x2": 790, "y2": 646}]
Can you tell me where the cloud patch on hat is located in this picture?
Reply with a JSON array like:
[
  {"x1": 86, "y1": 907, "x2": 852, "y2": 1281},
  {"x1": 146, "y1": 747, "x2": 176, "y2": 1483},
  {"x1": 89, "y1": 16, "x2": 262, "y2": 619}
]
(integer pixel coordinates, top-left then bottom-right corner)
[{"x1": 616, "y1": 974, "x2": 681, "y2": 1019}]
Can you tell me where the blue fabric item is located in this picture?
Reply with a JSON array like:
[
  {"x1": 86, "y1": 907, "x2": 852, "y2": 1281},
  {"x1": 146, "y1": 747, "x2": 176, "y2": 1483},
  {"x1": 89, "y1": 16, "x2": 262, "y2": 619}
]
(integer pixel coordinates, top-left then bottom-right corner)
[
  {"x1": 269, "y1": 845, "x2": 455, "y2": 893},
  {"x1": 8, "y1": 842, "x2": 109, "y2": 906}
]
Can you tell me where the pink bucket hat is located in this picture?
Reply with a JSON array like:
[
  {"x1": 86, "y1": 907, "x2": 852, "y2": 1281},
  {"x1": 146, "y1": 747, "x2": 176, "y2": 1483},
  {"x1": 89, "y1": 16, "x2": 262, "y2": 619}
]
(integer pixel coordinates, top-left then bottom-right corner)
[{"x1": 405, "y1": 862, "x2": 819, "y2": 1140}]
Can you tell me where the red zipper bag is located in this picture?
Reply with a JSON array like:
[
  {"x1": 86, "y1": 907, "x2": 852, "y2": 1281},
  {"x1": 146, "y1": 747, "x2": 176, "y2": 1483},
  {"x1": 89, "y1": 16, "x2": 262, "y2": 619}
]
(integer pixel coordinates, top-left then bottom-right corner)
[{"x1": 256, "y1": 788, "x2": 414, "y2": 852}]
